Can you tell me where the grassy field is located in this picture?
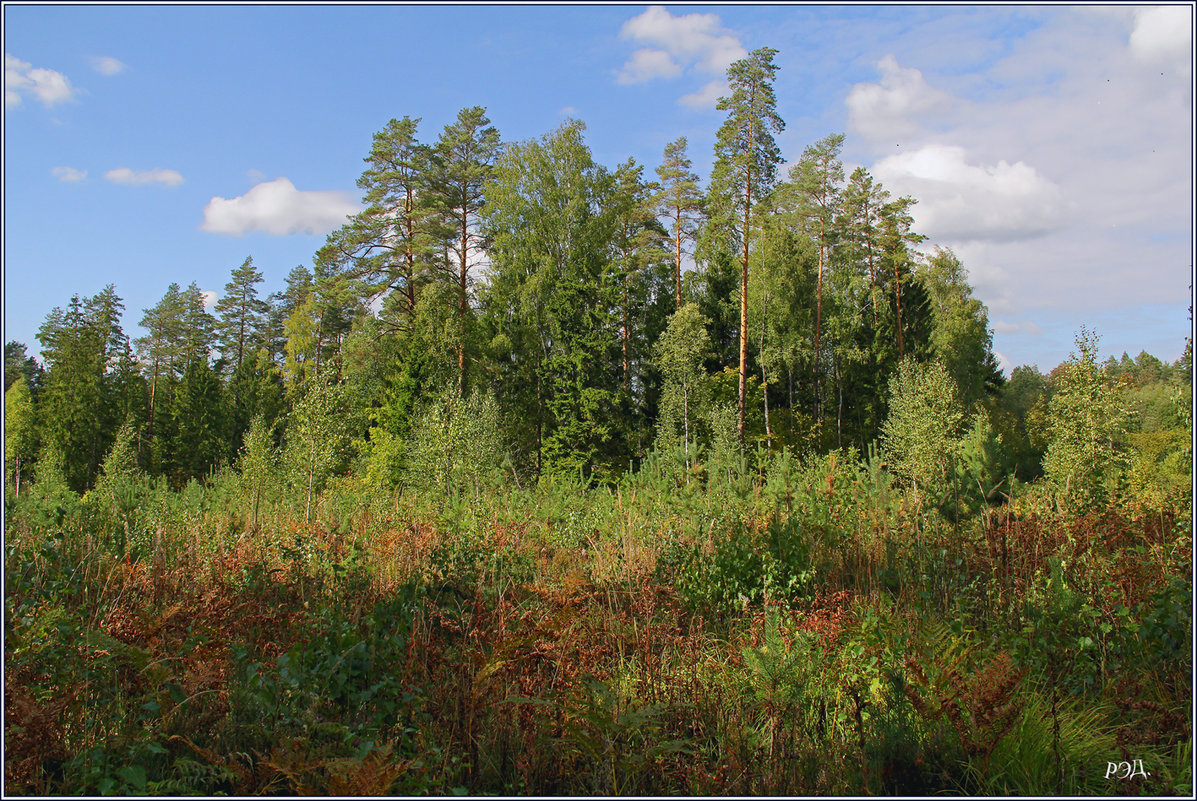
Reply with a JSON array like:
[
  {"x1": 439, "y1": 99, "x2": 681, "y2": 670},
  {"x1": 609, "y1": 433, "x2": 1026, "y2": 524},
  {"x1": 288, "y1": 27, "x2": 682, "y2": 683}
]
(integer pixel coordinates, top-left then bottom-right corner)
[{"x1": 4, "y1": 450, "x2": 1191, "y2": 796}]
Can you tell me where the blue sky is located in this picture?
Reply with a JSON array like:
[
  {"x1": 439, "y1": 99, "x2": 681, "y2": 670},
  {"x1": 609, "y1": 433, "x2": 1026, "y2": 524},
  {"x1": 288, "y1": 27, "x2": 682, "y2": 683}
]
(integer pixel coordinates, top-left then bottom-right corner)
[{"x1": 4, "y1": 3, "x2": 1193, "y2": 374}]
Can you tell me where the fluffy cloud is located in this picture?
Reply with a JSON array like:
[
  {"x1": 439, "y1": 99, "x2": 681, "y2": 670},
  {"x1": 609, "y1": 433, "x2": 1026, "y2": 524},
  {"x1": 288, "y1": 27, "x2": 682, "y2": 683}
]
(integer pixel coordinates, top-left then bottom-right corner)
[
  {"x1": 846, "y1": 55, "x2": 952, "y2": 141},
  {"x1": 51, "y1": 166, "x2": 87, "y2": 182},
  {"x1": 200, "y1": 177, "x2": 359, "y2": 237},
  {"x1": 871, "y1": 144, "x2": 1068, "y2": 243},
  {"x1": 848, "y1": 9, "x2": 1190, "y2": 338},
  {"x1": 91, "y1": 56, "x2": 126, "y2": 76},
  {"x1": 678, "y1": 79, "x2": 728, "y2": 110},
  {"x1": 104, "y1": 167, "x2": 185, "y2": 187},
  {"x1": 200, "y1": 290, "x2": 219, "y2": 311},
  {"x1": 1129, "y1": 5, "x2": 1192, "y2": 72},
  {"x1": 617, "y1": 47, "x2": 682, "y2": 84},
  {"x1": 620, "y1": 5, "x2": 747, "y2": 74},
  {"x1": 5, "y1": 53, "x2": 75, "y2": 108},
  {"x1": 616, "y1": 6, "x2": 746, "y2": 108}
]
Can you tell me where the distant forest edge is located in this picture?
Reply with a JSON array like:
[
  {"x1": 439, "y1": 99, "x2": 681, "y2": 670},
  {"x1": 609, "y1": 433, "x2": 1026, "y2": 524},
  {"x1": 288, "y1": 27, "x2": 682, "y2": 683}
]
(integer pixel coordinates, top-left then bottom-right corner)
[{"x1": 2, "y1": 46, "x2": 1190, "y2": 504}]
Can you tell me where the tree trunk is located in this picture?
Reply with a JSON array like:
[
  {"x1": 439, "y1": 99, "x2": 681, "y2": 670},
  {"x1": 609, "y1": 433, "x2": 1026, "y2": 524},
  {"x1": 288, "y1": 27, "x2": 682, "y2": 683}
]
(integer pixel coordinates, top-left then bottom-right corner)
[
  {"x1": 738, "y1": 162, "x2": 752, "y2": 445},
  {"x1": 622, "y1": 277, "x2": 630, "y2": 387},
  {"x1": 674, "y1": 216, "x2": 683, "y2": 311},
  {"x1": 683, "y1": 376, "x2": 691, "y2": 477},
  {"x1": 305, "y1": 438, "x2": 316, "y2": 525},
  {"x1": 458, "y1": 210, "x2": 469, "y2": 396},
  {"x1": 835, "y1": 356, "x2": 843, "y2": 449},
  {"x1": 813, "y1": 216, "x2": 825, "y2": 422},
  {"x1": 761, "y1": 265, "x2": 772, "y2": 450}
]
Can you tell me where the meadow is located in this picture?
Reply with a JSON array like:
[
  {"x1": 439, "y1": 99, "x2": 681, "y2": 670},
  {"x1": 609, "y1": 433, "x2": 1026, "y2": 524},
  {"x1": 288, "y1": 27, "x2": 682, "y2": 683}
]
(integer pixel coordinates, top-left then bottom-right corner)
[{"x1": 5, "y1": 440, "x2": 1190, "y2": 796}]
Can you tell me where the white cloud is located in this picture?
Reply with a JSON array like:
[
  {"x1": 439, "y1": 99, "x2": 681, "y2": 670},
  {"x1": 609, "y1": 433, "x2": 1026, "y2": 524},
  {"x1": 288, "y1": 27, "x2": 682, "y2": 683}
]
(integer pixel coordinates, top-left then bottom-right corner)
[
  {"x1": 620, "y1": 5, "x2": 747, "y2": 74},
  {"x1": 678, "y1": 79, "x2": 728, "y2": 110},
  {"x1": 5, "y1": 53, "x2": 75, "y2": 107},
  {"x1": 846, "y1": 55, "x2": 952, "y2": 141},
  {"x1": 617, "y1": 6, "x2": 746, "y2": 108},
  {"x1": 51, "y1": 166, "x2": 87, "y2": 182},
  {"x1": 617, "y1": 47, "x2": 682, "y2": 84},
  {"x1": 992, "y1": 320, "x2": 1043, "y2": 336},
  {"x1": 104, "y1": 167, "x2": 185, "y2": 187},
  {"x1": 91, "y1": 56, "x2": 126, "y2": 76},
  {"x1": 992, "y1": 320, "x2": 1021, "y2": 335},
  {"x1": 200, "y1": 177, "x2": 359, "y2": 237},
  {"x1": 200, "y1": 290, "x2": 219, "y2": 311},
  {"x1": 1129, "y1": 6, "x2": 1192, "y2": 72},
  {"x1": 872, "y1": 144, "x2": 1067, "y2": 243}
]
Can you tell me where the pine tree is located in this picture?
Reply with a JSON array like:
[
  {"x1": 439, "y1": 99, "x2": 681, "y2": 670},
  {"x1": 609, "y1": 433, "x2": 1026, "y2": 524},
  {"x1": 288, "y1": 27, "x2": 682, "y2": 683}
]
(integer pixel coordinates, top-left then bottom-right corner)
[
  {"x1": 790, "y1": 132, "x2": 845, "y2": 416},
  {"x1": 710, "y1": 46, "x2": 785, "y2": 444},
  {"x1": 215, "y1": 256, "x2": 268, "y2": 374},
  {"x1": 181, "y1": 282, "x2": 217, "y2": 367},
  {"x1": 317, "y1": 116, "x2": 436, "y2": 334},
  {"x1": 138, "y1": 283, "x2": 187, "y2": 469},
  {"x1": 428, "y1": 106, "x2": 501, "y2": 394},
  {"x1": 654, "y1": 137, "x2": 703, "y2": 311}
]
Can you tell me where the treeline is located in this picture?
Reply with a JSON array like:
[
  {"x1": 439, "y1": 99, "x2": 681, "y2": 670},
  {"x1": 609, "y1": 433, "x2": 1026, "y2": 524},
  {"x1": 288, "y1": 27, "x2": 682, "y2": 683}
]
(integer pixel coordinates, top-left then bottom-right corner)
[{"x1": 2, "y1": 48, "x2": 1190, "y2": 503}]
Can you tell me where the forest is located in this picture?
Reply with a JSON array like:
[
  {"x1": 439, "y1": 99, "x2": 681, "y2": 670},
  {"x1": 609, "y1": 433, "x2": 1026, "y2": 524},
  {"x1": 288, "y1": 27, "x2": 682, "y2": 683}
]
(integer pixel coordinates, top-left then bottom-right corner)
[{"x1": 4, "y1": 47, "x2": 1192, "y2": 796}]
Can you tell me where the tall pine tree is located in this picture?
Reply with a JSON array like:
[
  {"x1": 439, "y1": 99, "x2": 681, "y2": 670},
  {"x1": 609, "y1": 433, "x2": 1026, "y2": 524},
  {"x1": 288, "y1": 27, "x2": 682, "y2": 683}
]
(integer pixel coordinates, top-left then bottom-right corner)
[{"x1": 709, "y1": 46, "x2": 785, "y2": 443}]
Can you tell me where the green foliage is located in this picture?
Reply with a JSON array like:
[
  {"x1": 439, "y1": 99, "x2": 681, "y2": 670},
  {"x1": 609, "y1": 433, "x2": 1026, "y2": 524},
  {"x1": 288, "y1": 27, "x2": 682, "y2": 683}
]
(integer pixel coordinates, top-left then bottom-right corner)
[
  {"x1": 654, "y1": 137, "x2": 703, "y2": 308},
  {"x1": 5, "y1": 377, "x2": 38, "y2": 497},
  {"x1": 283, "y1": 376, "x2": 356, "y2": 522},
  {"x1": 215, "y1": 255, "x2": 269, "y2": 373},
  {"x1": 654, "y1": 303, "x2": 712, "y2": 468},
  {"x1": 944, "y1": 412, "x2": 1009, "y2": 521},
  {"x1": 5, "y1": 339, "x2": 43, "y2": 392},
  {"x1": 920, "y1": 247, "x2": 1003, "y2": 408},
  {"x1": 7, "y1": 83, "x2": 1192, "y2": 801},
  {"x1": 171, "y1": 358, "x2": 228, "y2": 484},
  {"x1": 1042, "y1": 328, "x2": 1129, "y2": 511},
  {"x1": 403, "y1": 386, "x2": 507, "y2": 500},
  {"x1": 663, "y1": 517, "x2": 815, "y2": 618},
  {"x1": 237, "y1": 413, "x2": 279, "y2": 528},
  {"x1": 881, "y1": 358, "x2": 964, "y2": 510}
]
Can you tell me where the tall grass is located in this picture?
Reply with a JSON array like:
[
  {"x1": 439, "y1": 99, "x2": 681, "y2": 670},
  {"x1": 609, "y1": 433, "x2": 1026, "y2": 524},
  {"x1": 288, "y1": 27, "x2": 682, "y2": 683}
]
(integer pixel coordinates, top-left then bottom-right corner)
[{"x1": 4, "y1": 447, "x2": 1190, "y2": 795}]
